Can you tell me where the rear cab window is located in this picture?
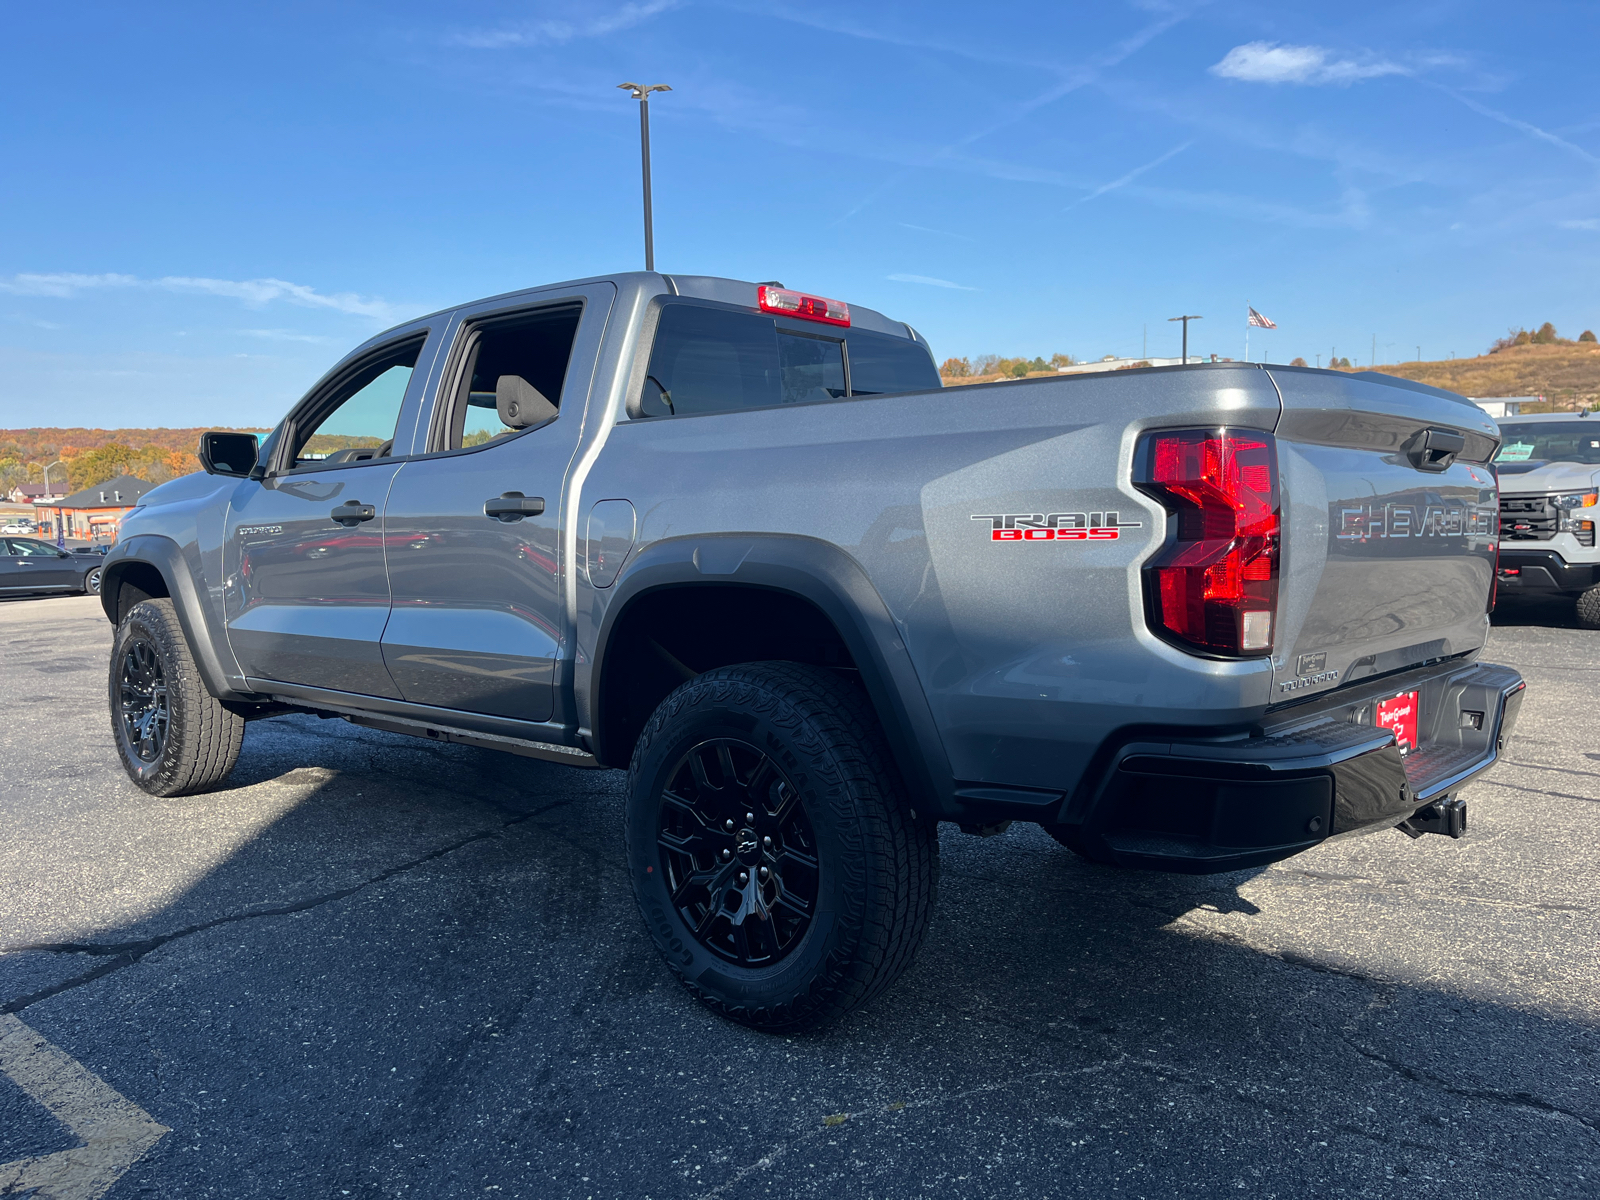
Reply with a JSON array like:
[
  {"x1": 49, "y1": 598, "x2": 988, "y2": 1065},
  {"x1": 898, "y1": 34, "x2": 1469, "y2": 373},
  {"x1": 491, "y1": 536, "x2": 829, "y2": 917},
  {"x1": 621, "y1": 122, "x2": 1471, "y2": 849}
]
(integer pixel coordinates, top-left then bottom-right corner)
[{"x1": 639, "y1": 301, "x2": 939, "y2": 418}]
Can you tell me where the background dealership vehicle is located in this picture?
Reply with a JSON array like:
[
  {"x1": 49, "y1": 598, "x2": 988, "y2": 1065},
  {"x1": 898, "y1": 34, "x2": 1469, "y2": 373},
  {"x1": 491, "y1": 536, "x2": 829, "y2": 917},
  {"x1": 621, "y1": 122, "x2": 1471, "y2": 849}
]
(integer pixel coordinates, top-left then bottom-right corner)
[
  {"x1": 1, "y1": 536, "x2": 104, "y2": 596},
  {"x1": 97, "y1": 272, "x2": 1524, "y2": 1029},
  {"x1": 1491, "y1": 411, "x2": 1600, "y2": 627}
]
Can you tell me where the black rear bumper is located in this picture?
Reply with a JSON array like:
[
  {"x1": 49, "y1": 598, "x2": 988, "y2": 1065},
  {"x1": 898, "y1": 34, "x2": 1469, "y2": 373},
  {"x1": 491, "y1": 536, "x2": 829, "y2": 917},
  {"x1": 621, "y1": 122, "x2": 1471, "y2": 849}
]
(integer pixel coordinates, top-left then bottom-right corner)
[
  {"x1": 1057, "y1": 659, "x2": 1525, "y2": 874},
  {"x1": 1497, "y1": 549, "x2": 1600, "y2": 595}
]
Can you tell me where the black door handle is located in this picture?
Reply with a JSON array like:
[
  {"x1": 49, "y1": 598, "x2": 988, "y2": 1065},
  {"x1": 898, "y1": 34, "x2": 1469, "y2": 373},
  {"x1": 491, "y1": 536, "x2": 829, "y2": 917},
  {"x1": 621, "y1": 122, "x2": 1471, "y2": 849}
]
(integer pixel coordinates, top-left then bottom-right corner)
[
  {"x1": 331, "y1": 501, "x2": 376, "y2": 526},
  {"x1": 484, "y1": 492, "x2": 545, "y2": 522}
]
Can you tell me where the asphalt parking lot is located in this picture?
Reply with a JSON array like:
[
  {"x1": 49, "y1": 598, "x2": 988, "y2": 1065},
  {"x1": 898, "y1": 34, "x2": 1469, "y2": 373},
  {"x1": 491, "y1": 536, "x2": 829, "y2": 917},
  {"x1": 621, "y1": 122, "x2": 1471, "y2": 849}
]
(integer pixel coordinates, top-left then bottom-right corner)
[{"x1": 1, "y1": 594, "x2": 1596, "y2": 1199}]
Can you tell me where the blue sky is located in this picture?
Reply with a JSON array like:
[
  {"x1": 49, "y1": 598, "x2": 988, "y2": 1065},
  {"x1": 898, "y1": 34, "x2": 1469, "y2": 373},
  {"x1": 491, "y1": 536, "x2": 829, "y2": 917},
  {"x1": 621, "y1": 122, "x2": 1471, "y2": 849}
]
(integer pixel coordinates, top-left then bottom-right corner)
[{"x1": 2, "y1": 1, "x2": 1597, "y2": 428}]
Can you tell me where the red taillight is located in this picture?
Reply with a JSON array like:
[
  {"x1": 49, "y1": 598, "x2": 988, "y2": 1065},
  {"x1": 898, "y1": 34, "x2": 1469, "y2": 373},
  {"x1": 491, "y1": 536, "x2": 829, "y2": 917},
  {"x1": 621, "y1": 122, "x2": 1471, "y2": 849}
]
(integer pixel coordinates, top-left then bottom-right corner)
[
  {"x1": 757, "y1": 284, "x2": 850, "y2": 327},
  {"x1": 1135, "y1": 428, "x2": 1280, "y2": 657}
]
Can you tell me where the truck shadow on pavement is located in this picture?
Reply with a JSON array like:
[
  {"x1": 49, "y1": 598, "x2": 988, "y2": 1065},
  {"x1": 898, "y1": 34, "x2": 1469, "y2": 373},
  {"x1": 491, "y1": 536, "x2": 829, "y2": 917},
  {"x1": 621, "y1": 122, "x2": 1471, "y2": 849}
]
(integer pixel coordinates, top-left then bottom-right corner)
[{"x1": 3, "y1": 711, "x2": 1597, "y2": 1199}]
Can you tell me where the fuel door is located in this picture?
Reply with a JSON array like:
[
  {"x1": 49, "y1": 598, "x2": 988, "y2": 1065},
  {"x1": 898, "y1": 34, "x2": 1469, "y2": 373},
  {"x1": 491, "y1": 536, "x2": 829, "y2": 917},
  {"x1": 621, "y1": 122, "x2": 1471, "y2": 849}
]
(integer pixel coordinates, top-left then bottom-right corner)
[{"x1": 585, "y1": 499, "x2": 636, "y2": 588}]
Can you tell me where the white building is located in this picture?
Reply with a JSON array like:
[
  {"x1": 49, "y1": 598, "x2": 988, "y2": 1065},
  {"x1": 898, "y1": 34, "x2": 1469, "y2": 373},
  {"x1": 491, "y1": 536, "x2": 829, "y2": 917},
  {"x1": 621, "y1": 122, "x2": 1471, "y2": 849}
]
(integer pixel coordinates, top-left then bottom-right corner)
[{"x1": 1472, "y1": 396, "x2": 1542, "y2": 419}]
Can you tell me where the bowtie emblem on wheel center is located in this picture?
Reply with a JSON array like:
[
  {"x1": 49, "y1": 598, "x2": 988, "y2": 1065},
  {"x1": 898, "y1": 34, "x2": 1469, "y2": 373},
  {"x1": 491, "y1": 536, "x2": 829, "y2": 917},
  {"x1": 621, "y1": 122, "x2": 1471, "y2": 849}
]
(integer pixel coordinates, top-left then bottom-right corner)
[{"x1": 735, "y1": 828, "x2": 759, "y2": 857}]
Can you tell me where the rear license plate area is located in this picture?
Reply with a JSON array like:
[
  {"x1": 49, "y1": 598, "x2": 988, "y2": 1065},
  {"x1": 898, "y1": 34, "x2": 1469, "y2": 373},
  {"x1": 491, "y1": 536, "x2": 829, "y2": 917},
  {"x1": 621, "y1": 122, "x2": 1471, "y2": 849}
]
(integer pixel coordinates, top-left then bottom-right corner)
[{"x1": 1375, "y1": 690, "x2": 1420, "y2": 754}]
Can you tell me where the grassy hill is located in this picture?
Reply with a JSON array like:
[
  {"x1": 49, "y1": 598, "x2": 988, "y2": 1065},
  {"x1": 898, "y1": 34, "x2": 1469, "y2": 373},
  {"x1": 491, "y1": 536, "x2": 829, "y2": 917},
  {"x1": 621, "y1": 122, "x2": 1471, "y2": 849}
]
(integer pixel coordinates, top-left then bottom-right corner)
[
  {"x1": 1348, "y1": 343, "x2": 1600, "y2": 410},
  {"x1": 940, "y1": 343, "x2": 1600, "y2": 409}
]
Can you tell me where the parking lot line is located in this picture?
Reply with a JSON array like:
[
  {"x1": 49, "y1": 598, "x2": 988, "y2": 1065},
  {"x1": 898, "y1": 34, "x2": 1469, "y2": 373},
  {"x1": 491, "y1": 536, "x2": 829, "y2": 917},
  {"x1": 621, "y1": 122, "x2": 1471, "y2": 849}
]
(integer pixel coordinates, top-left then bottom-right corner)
[{"x1": 0, "y1": 1013, "x2": 168, "y2": 1200}]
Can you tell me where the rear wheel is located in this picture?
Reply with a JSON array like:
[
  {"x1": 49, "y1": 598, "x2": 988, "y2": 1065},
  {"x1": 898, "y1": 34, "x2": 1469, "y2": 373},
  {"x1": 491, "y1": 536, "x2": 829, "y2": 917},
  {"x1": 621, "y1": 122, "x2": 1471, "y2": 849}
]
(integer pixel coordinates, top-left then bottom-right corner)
[
  {"x1": 1577, "y1": 585, "x2": 1600, "y2": 630},
  {"x1": 84, "y1": 566, "x2": 103, "y2": 595},
  {"x1": 626, "y1": 662, "x2": 937, "y2": 1031},
  {"x1": 110, "y1": 598, "x2": 244, "y2": 796}
]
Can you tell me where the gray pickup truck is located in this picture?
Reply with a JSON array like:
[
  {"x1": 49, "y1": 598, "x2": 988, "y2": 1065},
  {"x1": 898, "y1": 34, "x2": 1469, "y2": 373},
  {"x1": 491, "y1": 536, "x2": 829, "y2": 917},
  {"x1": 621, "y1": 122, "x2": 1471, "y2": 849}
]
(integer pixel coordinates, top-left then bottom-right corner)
[{"x1": 102, "y1": 272, "x2": 1524, "y2": 1029}]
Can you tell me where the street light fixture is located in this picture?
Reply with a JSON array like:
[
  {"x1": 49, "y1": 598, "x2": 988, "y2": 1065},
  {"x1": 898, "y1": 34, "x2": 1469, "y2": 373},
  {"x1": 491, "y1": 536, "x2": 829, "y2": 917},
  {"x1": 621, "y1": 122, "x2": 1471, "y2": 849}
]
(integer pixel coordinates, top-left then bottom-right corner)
[
  {"x1": 618, "y1": 82, "x2": 672, "y2": 271},
  {"x1": 1168, "y1": 314, "x2": 1202, "y2": 365},
  {"x1": 41, "y1": 459, "x2": 65, "y2": 546}
]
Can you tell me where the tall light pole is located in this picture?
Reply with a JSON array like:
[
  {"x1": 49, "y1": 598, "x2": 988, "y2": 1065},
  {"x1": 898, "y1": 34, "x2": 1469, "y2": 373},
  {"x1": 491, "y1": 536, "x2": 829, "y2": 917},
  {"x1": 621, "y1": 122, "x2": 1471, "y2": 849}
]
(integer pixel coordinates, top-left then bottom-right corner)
[
  {"x1": 1168, "y1": 314, "x2": 1202, "y2": 364},
  {"x1": 618, "y1": 82, "x2": 672, "y2": 271},
  {"x1": 41, "y1": 459, "x2": 65, "y2": 546}
]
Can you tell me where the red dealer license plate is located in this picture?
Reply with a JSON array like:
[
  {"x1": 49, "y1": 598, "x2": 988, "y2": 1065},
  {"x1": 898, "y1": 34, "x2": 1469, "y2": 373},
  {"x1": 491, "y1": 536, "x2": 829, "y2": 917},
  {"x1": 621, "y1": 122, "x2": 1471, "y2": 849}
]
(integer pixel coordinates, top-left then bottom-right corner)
[{"x1": 1375, "y1": 690, "x2": 1420, "y2": 754}]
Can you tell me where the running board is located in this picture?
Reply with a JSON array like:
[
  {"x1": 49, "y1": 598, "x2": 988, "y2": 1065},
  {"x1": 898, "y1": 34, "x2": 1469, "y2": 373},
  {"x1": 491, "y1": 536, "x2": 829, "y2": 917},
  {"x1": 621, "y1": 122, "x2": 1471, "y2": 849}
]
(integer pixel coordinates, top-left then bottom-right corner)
[{"x1": 268, "y1": 696, "x2": 601, "y2": 768}]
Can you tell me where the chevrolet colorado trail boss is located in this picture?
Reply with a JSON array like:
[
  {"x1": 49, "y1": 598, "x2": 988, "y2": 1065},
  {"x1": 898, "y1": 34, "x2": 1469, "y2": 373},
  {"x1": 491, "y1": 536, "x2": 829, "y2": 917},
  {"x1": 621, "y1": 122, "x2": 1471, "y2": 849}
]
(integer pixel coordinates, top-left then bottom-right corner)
[
  {"x1": 102, "y1": 272, "x2": 1524, "y2": 1029},
  {"x1": 1489, "y1": 410, "x2": 1600, "y2": 626}
]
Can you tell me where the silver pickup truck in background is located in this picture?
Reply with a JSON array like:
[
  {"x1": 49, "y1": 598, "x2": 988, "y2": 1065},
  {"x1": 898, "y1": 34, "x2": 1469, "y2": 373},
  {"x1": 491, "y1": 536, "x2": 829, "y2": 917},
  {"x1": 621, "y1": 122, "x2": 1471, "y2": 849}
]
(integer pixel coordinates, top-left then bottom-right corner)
[{"x1": 100, "y1": 272, "x2": 1524, "y2": 1029}]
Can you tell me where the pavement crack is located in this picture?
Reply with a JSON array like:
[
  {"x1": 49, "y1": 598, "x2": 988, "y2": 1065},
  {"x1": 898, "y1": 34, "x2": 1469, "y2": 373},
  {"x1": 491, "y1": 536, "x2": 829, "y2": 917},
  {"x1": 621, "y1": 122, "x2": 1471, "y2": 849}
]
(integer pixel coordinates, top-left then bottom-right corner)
[
  {"x1": 0, "y1": 797, "x2": 579, "y2": 1015},
  {"x1": 1502, "y1": 759, "x2": 1600, "y2": 782},
  {"x1": 1479, "y1": 778, "x2": 1600, "y2": 805},
  {"x1": 1339, "y1": 1032, "x2": 1600, "y2": 1136}
]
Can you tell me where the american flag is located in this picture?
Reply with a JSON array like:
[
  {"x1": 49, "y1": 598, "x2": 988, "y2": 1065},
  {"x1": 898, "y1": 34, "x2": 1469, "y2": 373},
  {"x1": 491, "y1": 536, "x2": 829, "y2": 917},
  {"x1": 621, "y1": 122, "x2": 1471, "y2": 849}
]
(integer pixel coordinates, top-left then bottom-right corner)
[{"x1": 1247, "y1": 307, "x2": 1277, "y2": 329}]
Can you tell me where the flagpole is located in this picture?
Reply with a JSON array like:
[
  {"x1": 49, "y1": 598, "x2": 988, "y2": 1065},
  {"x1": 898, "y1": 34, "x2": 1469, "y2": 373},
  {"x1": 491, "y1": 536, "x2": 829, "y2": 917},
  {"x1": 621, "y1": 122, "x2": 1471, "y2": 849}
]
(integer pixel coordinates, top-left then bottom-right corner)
[{"x1": 1245, "y1": 306, "x2": 1249, "y2": 363}]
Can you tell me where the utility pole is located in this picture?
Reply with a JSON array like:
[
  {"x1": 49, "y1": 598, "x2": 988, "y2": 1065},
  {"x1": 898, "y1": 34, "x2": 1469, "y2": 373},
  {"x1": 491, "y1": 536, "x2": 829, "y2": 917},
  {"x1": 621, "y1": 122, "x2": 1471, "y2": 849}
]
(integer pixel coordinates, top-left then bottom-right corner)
[
  {"x1": 1371, "y1": 333, "x2": 1376, "y2": 368},
  {"x1": 1143, "y1": 324, "x2": 1147, "y2": 359},
  {"x1": 1315, "y1": 354, "x2": 1321, "y2": 368},
  {"x1": 617, "y1": 82, "x2": 672, "y2": 271},
  {"x1": 1416, "y1": 345, "x2": 1421, "y2": 362},
  {"x1": 1168, "y1": 314, "x2": 1202, "y2": 365}
]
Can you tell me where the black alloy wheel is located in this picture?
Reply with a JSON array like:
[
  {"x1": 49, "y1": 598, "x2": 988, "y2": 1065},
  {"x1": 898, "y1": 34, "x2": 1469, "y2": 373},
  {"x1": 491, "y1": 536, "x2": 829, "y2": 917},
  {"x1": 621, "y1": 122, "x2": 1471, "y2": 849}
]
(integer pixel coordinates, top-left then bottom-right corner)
[
  {"x1": 657, "y1": 738, "x2": 820, "y2": 967},
  {"x1": 626, "y1": 661, "x2": 937, "y2": 1031},
  {"x1": 118, "y1": 637, "x2": 169, "y2": 764},
  {"x1": 108, "y1": 598, "x2": 245, "y2": 796}
]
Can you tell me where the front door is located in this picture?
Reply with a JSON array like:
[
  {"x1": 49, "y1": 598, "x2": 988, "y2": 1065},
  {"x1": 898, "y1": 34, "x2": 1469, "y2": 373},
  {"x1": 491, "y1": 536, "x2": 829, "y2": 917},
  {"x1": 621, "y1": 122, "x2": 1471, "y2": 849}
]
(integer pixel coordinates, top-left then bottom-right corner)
[
  {"x1": 4, "y1": 537, "x2": 79, "y2": 590},
  {"x1": 380, "y1": 289, "x2": 610, "y2": 724},
  {"x1": 223, "y1": 327, "x2": 438, "y2": 697}
]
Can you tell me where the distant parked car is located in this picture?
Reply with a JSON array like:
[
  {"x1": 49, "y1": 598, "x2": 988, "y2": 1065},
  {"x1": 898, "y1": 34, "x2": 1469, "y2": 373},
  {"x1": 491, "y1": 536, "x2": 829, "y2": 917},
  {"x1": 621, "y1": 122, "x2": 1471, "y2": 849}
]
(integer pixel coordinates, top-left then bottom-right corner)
[
  {"x1": 1, "y1": 520, "x2": 38, "y2": 535},
  {"x1": 0, "y1": 537, "x2": 103, "y2": 596}
]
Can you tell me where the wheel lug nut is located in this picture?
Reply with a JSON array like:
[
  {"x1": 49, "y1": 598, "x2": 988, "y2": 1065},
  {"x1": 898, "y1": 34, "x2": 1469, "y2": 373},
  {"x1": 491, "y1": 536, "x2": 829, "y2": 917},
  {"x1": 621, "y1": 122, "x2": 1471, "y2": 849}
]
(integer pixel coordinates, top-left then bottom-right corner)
[
  {"x1": 745, "y1": 812, "x2": 755, "y2": 823},
  {"x1": 762, "y1": 836, "x2": 772, "y2": 849},
  {"x1": 738, "y1": 871, "x2": 749, "y2": 884},
  {"x1": 724, "y1": 819, "x2": 735, "y2": 831},
  {"x1": 721, "y1": 849, "x2": 732, "y2": 861},
  {"x1": 759, "y1": 867, "x2": 769, "y2": 881}
]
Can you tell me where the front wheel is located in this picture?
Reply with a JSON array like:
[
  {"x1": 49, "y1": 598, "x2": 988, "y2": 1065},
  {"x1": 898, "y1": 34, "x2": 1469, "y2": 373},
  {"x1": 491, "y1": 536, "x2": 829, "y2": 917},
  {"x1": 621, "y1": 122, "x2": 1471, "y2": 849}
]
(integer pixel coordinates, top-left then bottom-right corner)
[
  {"x1": 626, "y1": 662, "x2": 937, "y2": 1031},
  {"x1": 110, "y1": 598, "x2": 244, "y2": 796},
  {"x1": 1577, "y1": 585, "x2": 1600, "y2": 630},
  {"x1": 84, "y1": 566, "x2": 103, "y2": 595}
]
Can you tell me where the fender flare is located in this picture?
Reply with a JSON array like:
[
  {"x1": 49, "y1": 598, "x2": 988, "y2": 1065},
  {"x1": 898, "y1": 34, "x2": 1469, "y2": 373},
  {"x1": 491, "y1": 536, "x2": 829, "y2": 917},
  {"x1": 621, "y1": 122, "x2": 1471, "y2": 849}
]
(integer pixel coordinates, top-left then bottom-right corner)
[
  {"x1": 588, "y1": 533, "x2": 957, "y2": 817},
  {"x1": 101, "y1": 534, "x2": 254, "y2": 701}
]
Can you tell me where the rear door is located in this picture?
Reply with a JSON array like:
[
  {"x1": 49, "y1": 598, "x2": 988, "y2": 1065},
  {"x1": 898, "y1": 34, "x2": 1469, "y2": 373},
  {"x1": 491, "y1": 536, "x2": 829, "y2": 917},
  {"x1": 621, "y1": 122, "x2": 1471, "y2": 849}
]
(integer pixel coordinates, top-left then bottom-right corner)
[
  {"x1": 223, "y1": 324, "x2": 442, "y2": 696},
  {"x1": 1267, "y1": 369, "x2": 1500, "y2": 697},
  {"x1": 379, "y1": 284, "x2": 613, "y2": 724}
]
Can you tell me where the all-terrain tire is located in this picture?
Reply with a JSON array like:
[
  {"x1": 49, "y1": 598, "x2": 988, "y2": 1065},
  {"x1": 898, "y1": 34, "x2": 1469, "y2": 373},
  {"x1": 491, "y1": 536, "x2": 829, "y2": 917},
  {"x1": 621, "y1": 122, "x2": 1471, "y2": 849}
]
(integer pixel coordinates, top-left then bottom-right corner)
[
  {"x1": 110, "y1": 598, "x2": 245, "y2": 796},
  {"x1": 626, "y1": 662, "x2": 937, "y2": 1031},
  {"x1": 1577, "y1": 585, "x2": 1600, "y2": 630}
]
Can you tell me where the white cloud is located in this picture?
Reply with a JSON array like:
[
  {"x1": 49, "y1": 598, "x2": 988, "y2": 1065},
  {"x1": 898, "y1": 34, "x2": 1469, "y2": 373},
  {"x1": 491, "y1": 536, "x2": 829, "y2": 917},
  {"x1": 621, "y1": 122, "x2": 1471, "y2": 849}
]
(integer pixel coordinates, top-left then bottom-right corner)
[
  {"x1": 1560, "y1": 218, "x2": 1600, "y2": 231},
  {"x1": 1210, "y1": 42, "x2": 1407, "y2": 86},
  {"x1": 0, "y1": 272, "x2": 405, "y2": 322},
  {"x1": 450, "y1": 0, "x2": 676, "y2": 49},
  {"x1": 887, "y1": 274, "x2": 977, "y2": 290}
]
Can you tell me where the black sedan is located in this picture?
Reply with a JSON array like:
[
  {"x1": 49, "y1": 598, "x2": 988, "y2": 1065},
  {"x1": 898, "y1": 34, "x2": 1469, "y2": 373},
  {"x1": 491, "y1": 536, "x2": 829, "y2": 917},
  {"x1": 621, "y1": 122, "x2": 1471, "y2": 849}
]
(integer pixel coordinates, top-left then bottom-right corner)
[{"x1": 0, "y1": 537, "x2": 104, "y2": 597}]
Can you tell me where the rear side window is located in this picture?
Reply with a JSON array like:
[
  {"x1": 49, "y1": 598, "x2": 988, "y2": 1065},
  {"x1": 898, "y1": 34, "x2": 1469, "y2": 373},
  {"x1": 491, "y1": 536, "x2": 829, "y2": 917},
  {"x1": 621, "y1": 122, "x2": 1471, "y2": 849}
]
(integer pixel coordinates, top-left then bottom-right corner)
[
  {"x1": 641, "y1": 302, "x2": 936, "y2": 418},
  {"x1": 844, "y1": 328, "x2": 942, "y2": 396}
]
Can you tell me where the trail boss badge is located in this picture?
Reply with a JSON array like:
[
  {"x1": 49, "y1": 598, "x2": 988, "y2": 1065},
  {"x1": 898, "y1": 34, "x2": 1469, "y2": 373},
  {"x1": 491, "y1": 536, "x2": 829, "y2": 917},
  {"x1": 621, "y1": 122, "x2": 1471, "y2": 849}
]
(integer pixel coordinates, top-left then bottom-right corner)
[{"x1": 971, "y1": 512, "x2": 1142, "y2": 542}]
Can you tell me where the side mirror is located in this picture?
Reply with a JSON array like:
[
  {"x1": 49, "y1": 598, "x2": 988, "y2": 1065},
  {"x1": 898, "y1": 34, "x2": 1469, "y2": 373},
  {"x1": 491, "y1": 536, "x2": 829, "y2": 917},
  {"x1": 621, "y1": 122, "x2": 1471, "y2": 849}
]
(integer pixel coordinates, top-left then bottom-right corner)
[{"x1": 198, "y1": 431, "x2": 260, "y2": 478}]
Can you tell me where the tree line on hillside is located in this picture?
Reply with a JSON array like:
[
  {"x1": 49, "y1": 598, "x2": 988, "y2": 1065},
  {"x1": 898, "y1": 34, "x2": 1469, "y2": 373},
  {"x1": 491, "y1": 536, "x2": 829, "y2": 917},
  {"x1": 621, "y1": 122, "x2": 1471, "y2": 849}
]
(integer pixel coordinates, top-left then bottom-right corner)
[
  {"x1": 0, "y1": 426, "x2": 266, "y2": 496},
  {"x1": 941, "y1": 354, "x2": 1074, "y2": 379},
  {"x1": 1490, "y1": 323, "x2": 1596, "y2": 352}
]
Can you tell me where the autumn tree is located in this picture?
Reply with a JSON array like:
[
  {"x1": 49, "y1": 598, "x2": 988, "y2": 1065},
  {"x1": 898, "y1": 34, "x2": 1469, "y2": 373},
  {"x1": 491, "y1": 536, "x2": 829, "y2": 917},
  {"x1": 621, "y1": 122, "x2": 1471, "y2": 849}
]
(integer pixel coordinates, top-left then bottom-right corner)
[
  {"x1": 940, "y1": 357, "x2": 971, "y2": 378},
  {"x1": 1290, "y1": 357, "x2": 1307, "y2": 367},
  {"x1": 1581, "y1": 330, "x2": 1597, "y2": 343}
]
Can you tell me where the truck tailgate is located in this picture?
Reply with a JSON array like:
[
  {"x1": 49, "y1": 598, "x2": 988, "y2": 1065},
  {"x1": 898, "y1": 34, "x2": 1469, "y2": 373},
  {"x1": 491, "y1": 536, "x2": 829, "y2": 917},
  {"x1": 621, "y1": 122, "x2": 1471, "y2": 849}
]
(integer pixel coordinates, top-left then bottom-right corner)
[{"x1": 1266, "y1": 368, "x2": 1501, "y2": 702}]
